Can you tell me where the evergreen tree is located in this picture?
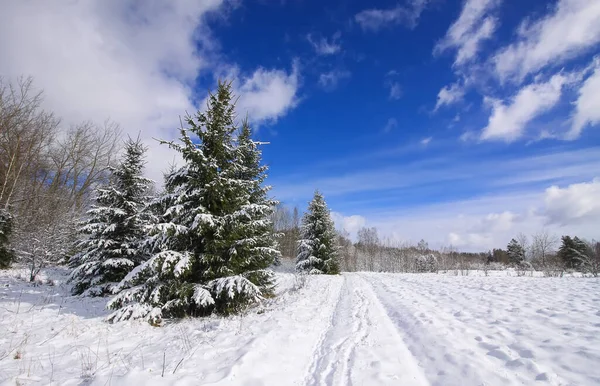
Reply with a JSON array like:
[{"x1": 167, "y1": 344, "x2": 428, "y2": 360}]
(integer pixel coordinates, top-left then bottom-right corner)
[
  {"x1": 296, "y1": 191, "x2": 339, "y2": 274},
  {"x1": 506, "y1": 238, "x2": 525, "y2": 265},
  {"x1": 0, "y1": 209, "x2": 14, "y2": 269},
  {"x1": 69, "y1": 138, "x2": 153, "y2": 296},
  {"x1": 559, "y1": 235, "x2": 591, "y2": 270},
  {"x1": 108, "y1": 82, "x2": 280, "y2": 324},
  {"x1": 558, "y1": 236, "x2": 577, "y2": 269}
]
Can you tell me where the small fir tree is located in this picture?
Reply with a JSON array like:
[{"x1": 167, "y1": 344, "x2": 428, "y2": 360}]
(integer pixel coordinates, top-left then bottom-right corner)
[
  {"x1": 296, "y1": 191, "x2": 339, "y2": 275},
  {"x1": 506, "y1": 238, "x2": 525, "y2": 266},
  {"x1": 69, "y1": 138, "x2": 153, "y2": 296},
  {"x1": 0, "y1": 209, "x2": 14, "y2": 269},
  {"x1": 108, "y1": 82, "x2": 280, "y2": 324}
]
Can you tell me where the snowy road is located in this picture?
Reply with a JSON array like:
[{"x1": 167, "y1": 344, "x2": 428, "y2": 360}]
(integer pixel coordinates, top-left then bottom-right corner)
[
  {"x1": 1, "y1": 268, "x2": 600, "y2": 385},
  {"x1": 305, "y1": 275, "x2": 428, "y2": 386}
]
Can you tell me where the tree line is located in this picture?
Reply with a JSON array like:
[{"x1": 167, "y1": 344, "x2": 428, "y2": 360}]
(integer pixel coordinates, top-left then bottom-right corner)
[
  {"x1": 323, "y1": 227, "x2": 599, "y2": 276},
  {"x1": 501, "y1": 233, "x2": 599, "y2": 276}
]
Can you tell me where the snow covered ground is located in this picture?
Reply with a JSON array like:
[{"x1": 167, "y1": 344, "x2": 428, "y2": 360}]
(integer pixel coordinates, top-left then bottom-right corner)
[{"x1": 1, "y1": 266, "x2": 599, "y2": 385}]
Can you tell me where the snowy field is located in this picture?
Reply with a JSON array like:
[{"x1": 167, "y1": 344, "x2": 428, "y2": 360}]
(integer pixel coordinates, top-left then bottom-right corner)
[{"x1": 1, "y1": 267, "x2": 599, "y2": 385}]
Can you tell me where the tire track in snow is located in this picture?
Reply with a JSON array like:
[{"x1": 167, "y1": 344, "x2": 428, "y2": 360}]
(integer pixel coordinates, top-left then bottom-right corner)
[
  {"x1": 304, "y1": 274, "x2": 428, "y2": 386},
  {"x1": 305, "y1": 275, "x2": 368, "y2": 386}
]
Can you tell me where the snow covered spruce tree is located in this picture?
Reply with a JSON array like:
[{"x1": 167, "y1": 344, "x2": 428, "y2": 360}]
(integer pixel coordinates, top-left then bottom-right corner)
[
  {"x1": 296, "y1": 191, "x2": 339, "y2": 274},
  {"x1": 107, "y1": 81, "x2": 280, "y2": 324},
  {"x1": 69, "y1": 137, "x2": 153, "y2": 296}
]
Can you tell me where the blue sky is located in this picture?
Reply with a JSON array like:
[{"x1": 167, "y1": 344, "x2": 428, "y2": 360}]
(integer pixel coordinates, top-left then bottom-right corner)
[{"x1": 1, "y1": 0, "x2": 599, "y2": 250}]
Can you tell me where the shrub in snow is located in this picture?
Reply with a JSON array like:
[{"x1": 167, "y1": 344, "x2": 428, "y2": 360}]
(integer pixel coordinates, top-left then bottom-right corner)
[
  {"x1": 296, "y1": 191, "x2": 339, "y2": 275},
  {"x1": 15, "y1": 210, "x2": 78, "y2": 281},
  {"x1": 515, "y1": 260, "x2": 534, "y2": 276},
  {"x1": 0, "y1": 209, "x2": 14, "y2": 269},
  {"x1": 69, "y1": 138, "x2": 154, "y2": 296},
  {"x1": 415, "y1": 254, "x2": 437, "y2": 273},
  {"x1": 108, "y1": 82, "x2": 280, "y2": 324}
]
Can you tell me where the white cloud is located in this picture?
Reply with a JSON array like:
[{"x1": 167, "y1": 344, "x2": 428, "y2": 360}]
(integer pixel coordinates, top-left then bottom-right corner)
[
  {"x1": 0, "y1": 0, "x2": 224, "y2": 181},
  {"x1": 478, "y1": 211, "x2": 521, "y2": 232},
  {"x1": 331, "y1": 212, "x2": 367, "y2": 237},
  {"x1": 434, "y1": 0, "x2": 501, "y2": 66},
  {"x1": 384, "y1": 71, "x2": 402, "y2": 100},
  {"x1": 454, "y1": 17, "x2": 497, "y2": 66},
  {"x1": 543, "y1": 178, "x2": 600, "y2": 225},
  {"x1": 383, "y1": 118, "x2": 398, "y2": 133},
  {"x1": 434, "y1": 83, "x2": 465, "y2": 110},
  {"x1": 445, "y1": 232, "x2": 494, "y2": 250},
  {"x1": 307, "y1": 32, "x2": 342, "y2": 55},
  {"x1": 235, "y1": 65, "x2": 300, "y2": 125},
  {"x1": 421, "y1": 137, "x2": 432, "y2": 145},
  {"x1": 0, "y1": 0, "x2": 301, "y2": 183},
  {"x1": 355, "y1": 0, "x2": 429, "y2": 31},
  {"x1": 570, "y1": 62, "x2": 600, "y2": 139},
  {"x1": 318, "y1": 69, "x2": 351, "y2": 91},
  {"x1": 480, "y1": 73, "x2": 570, "y2": 142},
  {"x1": 352, "y1": 191, "x2": 546, "y2": 251},
  {"x1": 493, "y1": 0, "x2": 600, "y2": 82},
  {"x1": 387, "y1": 82, "x2": 403, "y2": 100}
]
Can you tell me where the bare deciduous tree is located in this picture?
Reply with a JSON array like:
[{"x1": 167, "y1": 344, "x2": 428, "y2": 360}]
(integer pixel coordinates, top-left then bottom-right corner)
[
  {"x1": 46, "y1": 120, "x2": 121, "y2": 208},
  {"x1": 357, "y1": 227, "x2": 379, "y2": 271},
  {"x1": 1, "y1": 76, "x2": 122, "y2": 274},
  {"x1": 516, "y1": 232, "x2": 530, "y2": 259},
  {"x1": 271, "y1": 204, "x2": 301, "y2": 259},
  {"x1": 531, "y1": 230, "x2": 558, "y2": 267},
  {"x1": 0, "y1": 76, "x2": 59, "y2": 209}
]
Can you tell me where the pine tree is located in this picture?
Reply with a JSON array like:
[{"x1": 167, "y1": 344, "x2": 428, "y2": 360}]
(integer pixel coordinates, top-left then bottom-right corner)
[
  {"x1": 559, "y1": 235, "x2": 592, "y2": 270},
  {"x1": 108, "y1": 82, "x2": 280, "y2": 324},
  {"x1": 558, "y1": 236, "x2": 577, "y2": 269},
  {"x1": 0, "y1": 209, "x2": 14, "y2": 269},
  {"x1": 69, "y1": 138, "x2": 153, "y2": 296},
  {"x1": 296, "y1": 191, "x2": 339, "y2": 275},
  {"x1": 506, "y1": 238, "x2": 525, "y2": 266}
]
